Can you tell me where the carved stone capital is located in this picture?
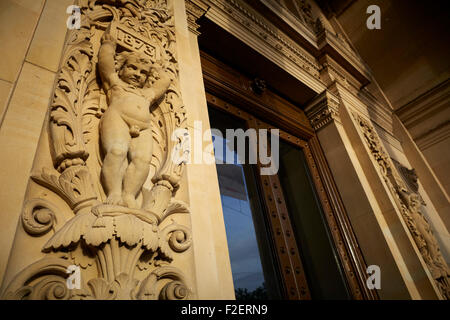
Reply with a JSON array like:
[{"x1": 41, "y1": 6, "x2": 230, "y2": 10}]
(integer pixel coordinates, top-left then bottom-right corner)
[
  {"x1": 305, "y1": 90, "x2": 341, "y2": 131},
  {"x1": 185, "y1": 0, "x2": 209, "y2": 35},
  {"x1": 318, "y1": 54, "x2": 361, "y2": 93}
]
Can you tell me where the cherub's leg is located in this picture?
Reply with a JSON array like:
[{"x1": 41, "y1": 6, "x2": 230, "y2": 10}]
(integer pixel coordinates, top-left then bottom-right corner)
[
  {"x1": 100, "y1": 110, "x2": 130, "y2": 205},
  {"x1": 122, "y1": 129, "x2": 153, "y2": 209}
]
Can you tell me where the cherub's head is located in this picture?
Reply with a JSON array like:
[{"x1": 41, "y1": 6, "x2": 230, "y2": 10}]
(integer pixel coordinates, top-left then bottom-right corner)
[
  {"x1": 116, "y1": 51, "x2": 152, "y2": 88},
  {"x1": 409, "y1": 193, "x2": 421, "y2": 211}
]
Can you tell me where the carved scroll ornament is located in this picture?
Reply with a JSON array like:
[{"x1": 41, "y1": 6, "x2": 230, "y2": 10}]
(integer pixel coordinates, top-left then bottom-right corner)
[
  {"x1": 3, "y1": 0, "x2": 192, "y2": 300},
  {"x1": 354, "y1": 113, "x2": 450, "y2": 299}
]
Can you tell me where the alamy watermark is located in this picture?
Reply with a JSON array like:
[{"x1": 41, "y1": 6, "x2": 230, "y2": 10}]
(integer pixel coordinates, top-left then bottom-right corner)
[
  {"x1": 171, "y1": 121, "x2": 280, "y2": 175},
  {"x1": 66, "y1": 5, "x2": 81, "y2": 30},
  {"x1": 66, "y1": 265, "x2": 81, "y2": 290},
  {"x1": 366, "y1": 5, "x2": 381, "y2": 29},
  {"x1": 366, "y1": 265, "x2": 381, "y2": 290}
]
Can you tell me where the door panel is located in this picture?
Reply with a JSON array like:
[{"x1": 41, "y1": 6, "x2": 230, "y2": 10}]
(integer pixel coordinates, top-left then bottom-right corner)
[{"x1": 277, "y1": 139, "x2": 351, "y2": 299}]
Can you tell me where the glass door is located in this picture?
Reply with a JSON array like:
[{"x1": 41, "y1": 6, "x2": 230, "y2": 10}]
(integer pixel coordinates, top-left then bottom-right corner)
[
  {"x1": 207, "y1": 98, "x2": 353, "y2": 300},
  {"x1": 209, "y1": 107, "x2": 284, "y2": 300}
]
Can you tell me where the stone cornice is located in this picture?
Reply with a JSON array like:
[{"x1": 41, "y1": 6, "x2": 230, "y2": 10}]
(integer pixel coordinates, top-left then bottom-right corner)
[
  {"x1": 185, "y1": 0, "x2": 210, "y2": 35},
  {"x1": 415, "y1": 121, "x2": 450, "y2": 151},
  {"x1": 203, "y1": 0, "x2": 326, "y2": 93},
  {"x1": 225, "y1": 0, "x2": 320, "y2": 75},
  {"x1": 319, "y1": 54, "x2": 362, "y2": 93},
  {"x1": 316, "y1": 27, "x2": 371, "y2": 86},
  {"x1": 259, "y1": 0, "x2": 318, "y2": 48},
  {"x1": 256, "y1": 0, "x2": 371, "y2": 86},
  {"x1": 304, "y1": 90, "x2": 341, "y2": 131},
  {"x1": 331, "y1": 81, "x2": 394, "y2": 133},
  {"x1": 198, "y1": 0, "x2": 376, "y2": 96},
  {"x1": 395, "y1": 79, "x2": 450, "y2": 150},
  {"x1": 396, "y1": 79, "x2": 450, "y2": 130}
]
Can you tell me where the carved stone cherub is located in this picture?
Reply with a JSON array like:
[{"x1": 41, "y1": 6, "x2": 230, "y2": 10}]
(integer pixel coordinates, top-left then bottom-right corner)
[{"x1": 98, "y1": 32, "x2": 171, "y2": 208}]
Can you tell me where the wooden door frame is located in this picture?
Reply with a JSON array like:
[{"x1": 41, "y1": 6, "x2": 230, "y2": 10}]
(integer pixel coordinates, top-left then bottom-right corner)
[{"x1": 201, "y1": 51, "x2": 378, "y2": 300}]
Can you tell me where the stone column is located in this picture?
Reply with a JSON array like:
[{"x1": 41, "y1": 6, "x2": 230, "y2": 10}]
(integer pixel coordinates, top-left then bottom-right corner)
[{"x1": 305, "y1": 86, "x2": 445, "y2": 299}]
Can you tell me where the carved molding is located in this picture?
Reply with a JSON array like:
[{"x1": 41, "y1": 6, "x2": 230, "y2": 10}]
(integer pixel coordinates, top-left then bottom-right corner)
[
  {"x1": 206, "y1": 0, "x2": 323, "y2": 87},
  {"x1": 396, "y1": 79, "x2": 450, "y2": 129},
  {"x1": 353, "y1": 112, "x2": 450, "y2": 299},
  {"x1": 318, "y1": 55, "x2": 357, "y2": 91},
  {"x1": 396, "y1": 79, "x2": 450, "y2": 151},
  {"x1": 260, "y1": 0, "x2": 318, "y2": 44},
  {"x1": 316, "y1": 27, "x2": 370, "y2": 84},
  {"x1": 3, "y1": 0, "x2": 192, "y2": 300},
  {"x1": 304, "y1": 90, "x2": 341, "y2": 131},
  {"x1": 185, "y1": 0, "x2": 210, "y2": 35},
  {"x1": 260, "y1": 0, "x2": 370, "y2": 85}
]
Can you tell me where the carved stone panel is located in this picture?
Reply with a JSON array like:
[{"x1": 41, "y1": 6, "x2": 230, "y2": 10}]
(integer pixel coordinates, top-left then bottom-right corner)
[
  {"x1": 2, "y1": 0, "x2": 192, "y2": 300},
  {"x1": 353, "y1": 113, "x2": 450, "y2": 299}
]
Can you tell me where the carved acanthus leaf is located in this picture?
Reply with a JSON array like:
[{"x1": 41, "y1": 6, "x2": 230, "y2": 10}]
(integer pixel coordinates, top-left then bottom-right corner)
[
  {"x1": 49, "y1": 25, "x2": 95, "y2": 171},
  {"x1": 137, "y1": 266, "x2": 190, "y2": 300},
  {"x1": 2, "y1": 257, "x2": 73, "y2": 300},
  {"x1": 31, "y1": 166, "x2": 97, "y2": 213},
  {"x1": 160, "y1": 199, "x2": 190, "y2": 222}
]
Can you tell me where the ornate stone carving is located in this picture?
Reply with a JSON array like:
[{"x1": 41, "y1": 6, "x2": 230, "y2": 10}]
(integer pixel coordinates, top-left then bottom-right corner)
[
  {"x1": 295, "y1": 0, "x2": 316, "y2": 31},
  {"x1": 185, "y1": 0, "x2": 209, "y2": 35},
  {"x1": 216, "y1": 0, "x2": 321, "y2": 79},
  {"x1": 21, "y1": 199, "x2": 58, "y2": 236},
  {"x1": 391, "y1": 159, "x2": 421, "y2": 195},
  {"x1": 273, "y1": 0, "x2": 315, "y2": 32},
  {"x1": 305, "y1": 90, "x2": 341, "y2": 130},
  {"x1": 354, "y1": 113, "x2": 450, "y2": 299},
  {"x1": 3, "y1": 257, "x2": 74, "y2": 300},
  {"x1": 3, "y1": 0, "x2": 192, "y2": 300}
]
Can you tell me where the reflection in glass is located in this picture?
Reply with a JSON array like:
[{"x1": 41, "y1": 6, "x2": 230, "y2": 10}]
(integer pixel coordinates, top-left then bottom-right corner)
[{"x1": 209, "y1": 107, "x2": 282, "y2": 300}]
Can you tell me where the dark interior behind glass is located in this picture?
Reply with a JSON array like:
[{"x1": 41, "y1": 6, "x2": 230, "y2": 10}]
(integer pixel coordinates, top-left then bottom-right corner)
[
  {"x1": 209, "y1": 106, "x2": 283, "y2": 300},
  {"x1": 277, "y1": 140, "x2": 351, "y2": 299}
]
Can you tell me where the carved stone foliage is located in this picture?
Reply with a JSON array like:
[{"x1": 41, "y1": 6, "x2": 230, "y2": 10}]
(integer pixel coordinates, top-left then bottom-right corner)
[
  {"x1": 393, "y1": 160, "x2": 420, "y2": 193},
  {"x1": 354, "y1": 113, "x2": 450, "y2": 299},
  {"x1": 4, "y1": 0, "x2": 192, "y2": 300},
  {"x1": 304, "y1": 90, "x2": 340, "y2": 131}
]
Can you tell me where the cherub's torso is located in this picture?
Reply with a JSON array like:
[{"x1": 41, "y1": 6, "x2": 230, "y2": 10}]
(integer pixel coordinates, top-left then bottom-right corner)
[{"x1": 105, "y1": 79, "x2": 155, "y2": 130}]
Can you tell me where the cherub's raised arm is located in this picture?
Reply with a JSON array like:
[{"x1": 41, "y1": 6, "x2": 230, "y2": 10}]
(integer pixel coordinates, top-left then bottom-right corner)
[
  {"x1": 98, "y1": 33, "x2": 117, "y2": 91},
  {"x1": 146, "y1": 65, "x2": 171, "y2": 102}
]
